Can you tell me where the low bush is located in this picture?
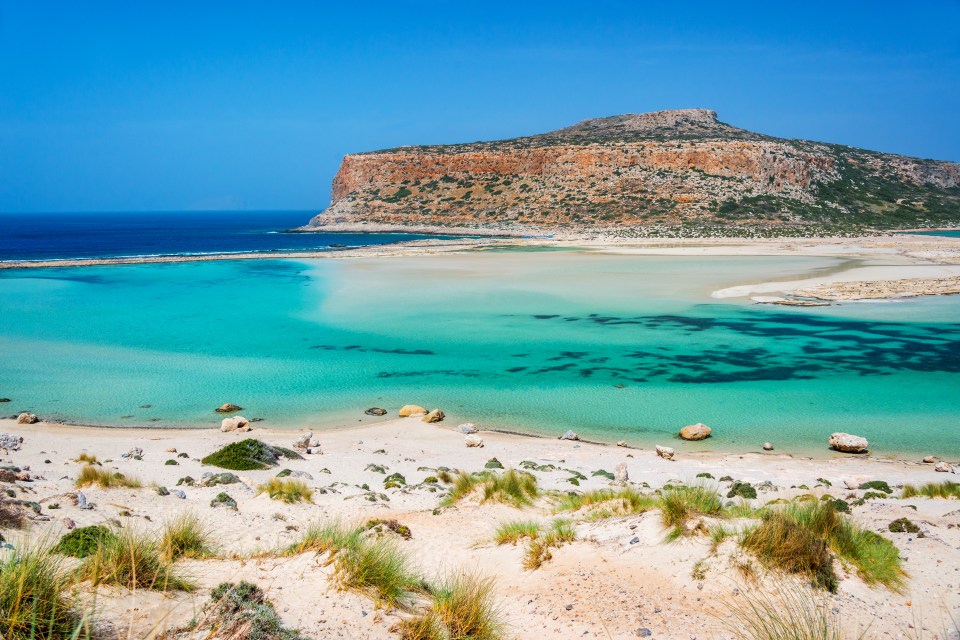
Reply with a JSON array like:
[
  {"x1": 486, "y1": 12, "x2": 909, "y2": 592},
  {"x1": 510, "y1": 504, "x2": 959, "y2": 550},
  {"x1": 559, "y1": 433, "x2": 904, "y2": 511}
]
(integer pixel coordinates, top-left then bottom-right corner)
[
  {"x1": 201, "y1": 439, "x2": 302, "y2": 471},
  {"x1": 53, "y1": 525, "x2": 116, "y2": 558}
]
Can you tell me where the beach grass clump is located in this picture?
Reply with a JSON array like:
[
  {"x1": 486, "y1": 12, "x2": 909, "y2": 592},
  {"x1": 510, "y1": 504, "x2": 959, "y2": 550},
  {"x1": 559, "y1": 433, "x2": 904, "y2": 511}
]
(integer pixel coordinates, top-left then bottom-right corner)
[
  {"x1": 161, "y1": 512, "x2": 216, "y2": 560},
  {"x1": 75, "y1": 452, "x2": 99, "y2": 465},
  {"x1": 53, "y1": 524, "x2": 116, "y2": 558},
  {"x1": 201, "y1": 439, "x2": 302, "y2": 471},
  {"x1": 400, "y1": 572, "x2": 503, "y2": 640},
  {"x1": 522, "y1": 518, "x2": 577, "y2": 570},
  {"x1": 431, "y1": 572, "x2": 503, "y2": 640},
  {"x1": 75, "y1": 465, "x2": 141, "y2": 489},
  {"x1": 169, "y1": 581, "x2": 307, "y2": 640},
  {"x1": 286, "y1": 520, "x2": 362, "y2": 557},
  {"x1": 78, "y1": 528, "x2": 194, "y2": 591},
  {"x1": 0, "y1": 542, "x2": 85, "y2": 640},
  {"x1": 257, "y1": 478, "x2": 314, "y2": 504},
  {"x1": 659, "y1": 484, "x2": 724, "y2": 540},
  {"x1": 443, "y1": 469, "x2": 539, "y2": 507},
  {"x1": 901, "y1": 480, "x2": 960, "y2": 499},
  {"x1": 718, "y1": 582, "x2": 844, "y2": 640},
  {"x1": 741, "y1": 501, "x2": 905, "y2": 592},
  {"x1": 494, "y1": 520, "x2": 542, "y2": 545},
  {"x1": 553, "y1": 487, "x2": 657, "y2": 519},
  {"x1": 332, "y1": 537, "x2": 423, "y2": 609}
]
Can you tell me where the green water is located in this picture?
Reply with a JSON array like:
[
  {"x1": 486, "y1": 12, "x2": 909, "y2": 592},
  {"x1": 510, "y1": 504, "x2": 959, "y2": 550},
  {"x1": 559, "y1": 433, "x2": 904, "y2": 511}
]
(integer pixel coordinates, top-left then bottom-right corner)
[{"x1": 1, "y1": 251, "x2": 958, "y2": 455}]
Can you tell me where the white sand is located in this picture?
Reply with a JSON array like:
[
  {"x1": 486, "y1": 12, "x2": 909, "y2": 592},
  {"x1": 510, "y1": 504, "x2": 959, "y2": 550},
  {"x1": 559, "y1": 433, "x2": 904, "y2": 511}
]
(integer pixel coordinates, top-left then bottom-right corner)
[{"x1": 2, "y1": 416, "x2": 958, "y2": 639}]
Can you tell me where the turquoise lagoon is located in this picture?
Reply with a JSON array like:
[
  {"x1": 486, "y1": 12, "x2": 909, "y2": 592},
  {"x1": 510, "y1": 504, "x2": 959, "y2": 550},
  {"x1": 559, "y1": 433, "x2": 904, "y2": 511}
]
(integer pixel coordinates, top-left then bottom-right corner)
[{"x1": 1, "y1": 251, "x2": 958, "y2": 456}]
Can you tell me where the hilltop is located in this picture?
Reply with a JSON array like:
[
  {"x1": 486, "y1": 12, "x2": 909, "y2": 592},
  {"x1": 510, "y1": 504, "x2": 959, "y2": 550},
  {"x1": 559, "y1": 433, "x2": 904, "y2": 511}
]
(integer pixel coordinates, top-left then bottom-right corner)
[{"x1": 307, "y1": 109, "x2": 960, "y2": 236}]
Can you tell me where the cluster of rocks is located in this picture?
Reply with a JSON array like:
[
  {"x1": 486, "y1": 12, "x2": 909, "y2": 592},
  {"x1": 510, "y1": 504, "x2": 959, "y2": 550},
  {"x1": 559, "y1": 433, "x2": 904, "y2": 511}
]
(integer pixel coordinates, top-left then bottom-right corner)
[
  {"x1": 0, "y1": 433, "x2": 23, "y2": 452},
  {"x1": 292, "y1": 431, "x2": 322, "y2": 455},
  {"x1": 398, "y1": 404, "x2": 446, "y2": 423}
]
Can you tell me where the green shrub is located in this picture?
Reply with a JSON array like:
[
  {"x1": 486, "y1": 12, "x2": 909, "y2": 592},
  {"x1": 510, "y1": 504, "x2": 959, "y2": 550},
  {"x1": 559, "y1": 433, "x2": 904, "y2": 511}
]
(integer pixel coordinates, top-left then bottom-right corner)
[
  {"x1": 172, "y1": 581, "x2": 307, "y2": 640},
  {"x1": 53, "y1": 525, "x2": 115, "y2": 558},
  {"x1": 201, "y1": 439, "x2": 301, "y2": 471},
  {"x1": 888, "y1": 518, "x2": 920, "y2": 534},
  {"x1": 858, "y1": 480, "x2": 892, "y2": 494},
  {"x1": 484, "y1": 458, "x2": 503, "y2": 470},
  {"x1": 727, "y1": 481, "x2": 757, "y2": 500}
]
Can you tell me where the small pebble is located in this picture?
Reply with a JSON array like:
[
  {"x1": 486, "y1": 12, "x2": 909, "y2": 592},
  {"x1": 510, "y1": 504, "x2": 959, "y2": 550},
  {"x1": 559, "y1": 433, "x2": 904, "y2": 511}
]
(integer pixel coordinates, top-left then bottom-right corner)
[{"x1": 629, "y1": 536, "x2": 639, "y2": 544}]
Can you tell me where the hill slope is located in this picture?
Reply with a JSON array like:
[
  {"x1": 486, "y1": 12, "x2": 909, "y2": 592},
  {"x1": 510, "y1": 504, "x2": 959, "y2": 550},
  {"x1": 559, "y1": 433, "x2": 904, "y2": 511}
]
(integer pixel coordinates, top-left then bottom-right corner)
[{"x1": 307, "y1": 109, "x2": 960, "y2": 235}]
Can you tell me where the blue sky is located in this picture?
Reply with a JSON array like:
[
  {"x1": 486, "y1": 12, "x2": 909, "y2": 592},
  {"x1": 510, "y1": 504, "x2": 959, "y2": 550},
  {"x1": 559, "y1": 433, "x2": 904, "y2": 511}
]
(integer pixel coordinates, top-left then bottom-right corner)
[{"x1": 1, "y1": 1, "x2": 958, "y2": 213}]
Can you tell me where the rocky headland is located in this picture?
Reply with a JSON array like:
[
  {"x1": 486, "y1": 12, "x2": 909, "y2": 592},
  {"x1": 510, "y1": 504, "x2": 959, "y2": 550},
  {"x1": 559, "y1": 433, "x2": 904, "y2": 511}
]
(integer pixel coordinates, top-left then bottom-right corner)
[{"x1": 307, "y1": 109, "x2": 960, "y2": 237}]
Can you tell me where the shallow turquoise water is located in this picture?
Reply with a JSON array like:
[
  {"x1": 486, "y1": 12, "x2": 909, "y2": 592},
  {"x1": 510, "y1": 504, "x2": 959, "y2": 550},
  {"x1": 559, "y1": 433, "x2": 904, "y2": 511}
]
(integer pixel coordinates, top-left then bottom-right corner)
[{"x1": 1, "y1": 252, "x2": 958, "y2": 456}]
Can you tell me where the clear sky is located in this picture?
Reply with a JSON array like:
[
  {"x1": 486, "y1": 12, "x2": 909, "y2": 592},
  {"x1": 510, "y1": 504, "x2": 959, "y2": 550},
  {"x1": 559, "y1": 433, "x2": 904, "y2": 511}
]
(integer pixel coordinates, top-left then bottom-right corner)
[{"x1": 2, "y1": 1, "x2": 958, "y2": 213}]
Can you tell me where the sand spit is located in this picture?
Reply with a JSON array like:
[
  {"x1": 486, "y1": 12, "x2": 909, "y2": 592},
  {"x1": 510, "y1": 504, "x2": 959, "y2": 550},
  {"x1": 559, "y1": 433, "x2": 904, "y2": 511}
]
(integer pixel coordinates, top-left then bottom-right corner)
[{"x1": 1, "y1": 416, "x2": 958, "y2": 639}]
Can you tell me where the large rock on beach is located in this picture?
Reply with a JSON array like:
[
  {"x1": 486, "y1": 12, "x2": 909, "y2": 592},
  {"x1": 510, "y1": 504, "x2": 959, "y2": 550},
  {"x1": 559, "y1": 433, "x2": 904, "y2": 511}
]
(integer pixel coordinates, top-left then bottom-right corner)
[
  {"x1": 679, "y1": 423, "x2": 712, "y2": 441},
  {"x1": 464, "y1": 434, "x2": 484, "y2": 448},
  {"x1": 614, "y1": 462, "x2": 629, "y2": 483},
  {"x1": 215, "y1": 403, "x2": 243, "y2": 413},
  {"x1": 559, "y1": 430, "x2": 579, "y2": 441},
  {"x1": 828, "y1": 432, "x2": 869, "y2": 453},
  {"x1": 220, "y1": 416, "x2": 251, "y2": 432},
  {"x1": 422, "y1": 409, "x2": 445, "y2": 423},
  {"x1": 399, "y1": 404, "x2": 428, "y2": 417},
  {"x1": 935, "y1": 461, "x2": 954, "y2": 473},
  {"x1": 16, "y1": 413, "x2": 39, "y2": 425},
  {"x1": 457, "y1": 423, "x2": 478, "y2": 434},
  {"x1": 655, "y1": 445, "x2": 675, "y2": 460}
]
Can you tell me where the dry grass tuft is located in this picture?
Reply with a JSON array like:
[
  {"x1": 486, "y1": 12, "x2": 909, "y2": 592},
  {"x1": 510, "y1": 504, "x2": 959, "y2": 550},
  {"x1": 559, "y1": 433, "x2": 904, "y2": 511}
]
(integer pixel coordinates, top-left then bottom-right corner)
[{"x1": 75, "y1": 465, "x2": 141, "y2": 489}]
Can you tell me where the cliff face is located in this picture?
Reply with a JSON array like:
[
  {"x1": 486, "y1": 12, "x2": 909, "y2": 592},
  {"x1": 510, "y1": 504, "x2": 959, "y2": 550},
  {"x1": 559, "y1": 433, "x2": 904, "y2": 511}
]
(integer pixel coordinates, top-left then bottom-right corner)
[{"x1": 309, "y1": 109, "x2": 960, "y2": 232}]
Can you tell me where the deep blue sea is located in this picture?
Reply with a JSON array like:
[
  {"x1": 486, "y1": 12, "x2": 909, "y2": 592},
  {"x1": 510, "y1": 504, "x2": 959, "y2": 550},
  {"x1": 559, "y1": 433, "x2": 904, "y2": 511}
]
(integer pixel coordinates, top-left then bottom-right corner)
[{"x1": 0, "y1": 211, "x2": 455, "y2": 261}]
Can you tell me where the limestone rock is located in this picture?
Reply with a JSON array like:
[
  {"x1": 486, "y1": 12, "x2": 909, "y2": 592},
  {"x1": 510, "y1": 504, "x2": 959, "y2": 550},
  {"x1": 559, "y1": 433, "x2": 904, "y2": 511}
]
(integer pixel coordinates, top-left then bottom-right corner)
[
  {"x1": 935, "y1": 461, "x2": 954, "y2": 473},
  {"x1": 220, "y1": 416, "x2": 251, "y2": 432},
  {"x1": 215, "y1": 403, "x2": 243, "y2": 413},
  {"x1": 464, "y1": 434, "x2": 484, "y2": 448},
  {"x1": 399, "y1": 404, "x2": 428, "y2": 417},
  {"x1": 655, "y1": 445, "x2": 675, "y2": 460},
  {"x1": 923, "y1": 456, "x2": 937, "y2": 463},
  {"x1": 616, "y1": 441, "x2": 627, "y2": 447},
  {"x1": 828, "y1": 432, "x2": 868, "y2": 453},
  {"x1": 0, "y1": 433, "x2": 23, "y2": 452},
  {"x1": 16, "y1": 413, "x2": 39, "y2": 425},
  {"x1": 457, "y1": 423, "x2": 478, "y2": 434},
  {"x1": 61, "y1": 518, "x2": 76, "y2": 530},
  {"x1": 763, "y1": 442, "x2": 774, "y2": 451},
  {"x1": 679, "y1": 423, "x2": 712, "y2": 441},
  {"x1": 292, "y1": 431, "x2": 318, "y2": 450},
  {"x1": 614, "y1": 462, "x2": 629, "y2": 483},
  {"x1": 422, "y1": 409, "x2": 445, "y2": 423},
  {"x1": 559, "y1": 430, "x2": 579, "y2": 441}
]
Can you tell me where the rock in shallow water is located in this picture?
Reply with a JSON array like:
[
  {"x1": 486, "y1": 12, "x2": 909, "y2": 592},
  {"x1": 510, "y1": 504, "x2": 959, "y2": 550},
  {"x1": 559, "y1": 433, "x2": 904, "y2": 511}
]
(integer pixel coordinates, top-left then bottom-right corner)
[
  {"x1": 763, "y1": 442, "x2": 774, "y2": 451},
  {"x1": 16, "y1": 413, "x2": 39, "y2": 425},
  {"x1": 828, "y1": 432, "x2": 868, "y2": 453},
  {"x1": 457, "y1": 423, "x2": 477, "y2": 434},
  {"x1": 422, "y1": 409, "x2": 445, "y2": 423},
  {"x1": 559, "y1": 430, "x2": 579, "y2": 441},
  {"x1": 215, "y1": 403, "x2": 243, "y2": 413},
  {"x1": 679, "y1": 422, "x2": 712, "y2": 441},
  {"x1": 364, "y1": 407, "x2": 387, "y2": 416}
]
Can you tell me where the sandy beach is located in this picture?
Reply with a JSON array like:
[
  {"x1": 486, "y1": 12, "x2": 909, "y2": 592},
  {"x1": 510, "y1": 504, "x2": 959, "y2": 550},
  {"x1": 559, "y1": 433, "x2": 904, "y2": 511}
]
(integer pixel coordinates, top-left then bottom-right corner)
[{"x1": 2, "y1": 413, "x2": 959, "y2": 639}]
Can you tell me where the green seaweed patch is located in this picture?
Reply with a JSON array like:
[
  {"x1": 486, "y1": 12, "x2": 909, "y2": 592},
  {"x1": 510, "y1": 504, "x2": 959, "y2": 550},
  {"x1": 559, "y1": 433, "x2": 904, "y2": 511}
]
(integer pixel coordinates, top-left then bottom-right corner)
[
  {"x1": 53, "y1": 525, "x2": 116, "y2": 558},
  {"x1": 201, "y1": 439, "x2": 301, "y2": 471}
]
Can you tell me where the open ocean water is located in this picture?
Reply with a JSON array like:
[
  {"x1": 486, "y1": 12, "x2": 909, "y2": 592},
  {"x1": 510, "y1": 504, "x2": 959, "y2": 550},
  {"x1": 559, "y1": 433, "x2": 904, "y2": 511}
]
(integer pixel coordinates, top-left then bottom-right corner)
[{"x1": 0, "y1": 214, "x2": 958, "y2": 456}]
